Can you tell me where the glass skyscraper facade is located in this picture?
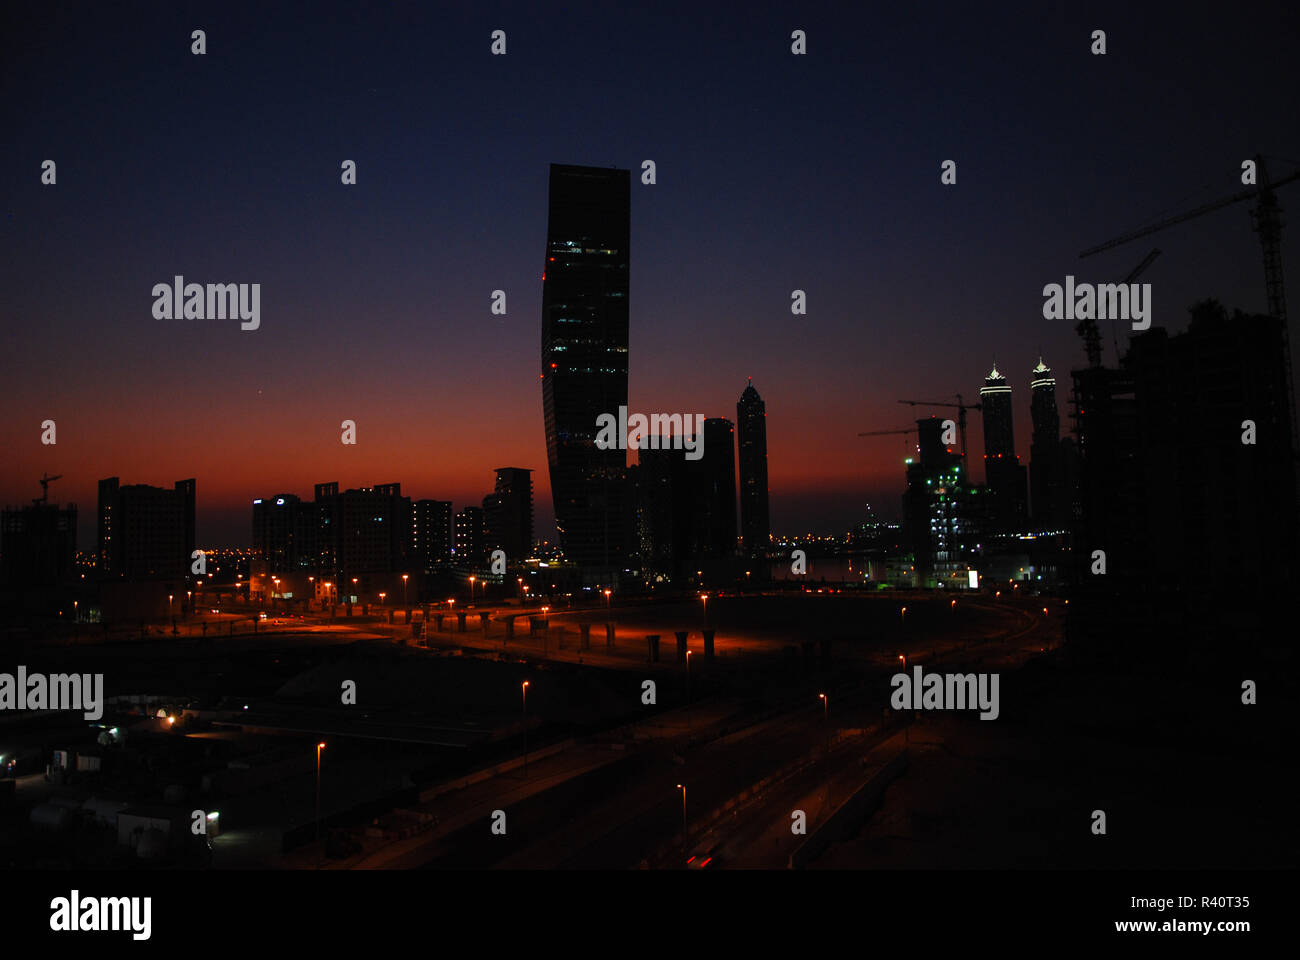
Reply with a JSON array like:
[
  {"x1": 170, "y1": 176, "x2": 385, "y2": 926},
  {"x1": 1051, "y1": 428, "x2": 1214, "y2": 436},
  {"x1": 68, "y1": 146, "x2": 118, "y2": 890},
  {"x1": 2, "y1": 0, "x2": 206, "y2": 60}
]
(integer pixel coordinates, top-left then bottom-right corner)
[
  {"x1": 540, "y1": 164, "x2": 631, "y2": 578},
  {"x1": 737, "y1": 378, "x2": 771, "y2": 558}
]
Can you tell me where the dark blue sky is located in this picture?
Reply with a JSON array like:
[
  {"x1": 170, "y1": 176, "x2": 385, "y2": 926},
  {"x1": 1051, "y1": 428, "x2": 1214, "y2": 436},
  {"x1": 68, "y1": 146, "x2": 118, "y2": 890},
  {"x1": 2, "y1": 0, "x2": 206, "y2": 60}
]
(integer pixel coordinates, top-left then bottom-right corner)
[{"x1": 3, "y1": 0, "x2": 1298, "y2": 545}]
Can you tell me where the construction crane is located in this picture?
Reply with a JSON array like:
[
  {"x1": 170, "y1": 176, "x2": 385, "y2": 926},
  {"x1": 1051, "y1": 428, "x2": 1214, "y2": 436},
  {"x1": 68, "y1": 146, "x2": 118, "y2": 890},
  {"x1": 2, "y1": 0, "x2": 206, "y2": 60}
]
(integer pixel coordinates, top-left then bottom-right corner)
[
  {"x1": 858, "y1": 425, "x2": 917, "y2": 453},
  {"x1": 1080, "y1": 153, "x2": 1300, "y2": 447},
  {"x1": 1075, "y1": 248, "x2": 1162, "y2": 368},
  {"x1": 857, "y1": 426, "x2": 915, "y2": 437},
  {"x1": 33, "y1": 473, "x2": 62, "y2": 505},
  {"x1": 897, "y1": 395, "x2": 981, "y2": 459}
]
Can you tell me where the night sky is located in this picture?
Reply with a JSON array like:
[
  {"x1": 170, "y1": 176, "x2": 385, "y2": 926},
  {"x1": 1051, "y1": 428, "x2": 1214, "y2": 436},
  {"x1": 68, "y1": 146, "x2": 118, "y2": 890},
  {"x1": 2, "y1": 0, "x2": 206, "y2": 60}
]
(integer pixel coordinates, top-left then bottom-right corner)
[{"x1": 3, "y1": 1, "x2": 1298, "y2": 547}]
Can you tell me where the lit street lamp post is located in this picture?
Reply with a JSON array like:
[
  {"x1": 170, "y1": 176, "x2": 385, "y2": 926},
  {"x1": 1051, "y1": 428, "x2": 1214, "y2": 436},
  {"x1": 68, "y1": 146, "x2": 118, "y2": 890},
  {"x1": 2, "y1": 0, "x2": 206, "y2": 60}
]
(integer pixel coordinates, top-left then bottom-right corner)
[
  {"x1": 677, "y1": 784, "x2": 687, "y2": 837},
  {"x1": 315, "y1": 741, "x2": 326, "y2": 844},
  {"x1": 469, "y1": 575, "x2": 476, "y2": 605},
  {"x1": 819, "y1": 692, "x2": 829, "y2": 755},
  {"x1": 521, "y1": 681, "x2": 529, "y2": 777},
  {"x1": 898, "y1": 654, "x2": 909, "y2": 744},
  {"x1": 402, "y1": 573, "x2": 409, "y2": 607},
  {"x1": 686, "y1": 650, "x2": 693, "y2": 732}
]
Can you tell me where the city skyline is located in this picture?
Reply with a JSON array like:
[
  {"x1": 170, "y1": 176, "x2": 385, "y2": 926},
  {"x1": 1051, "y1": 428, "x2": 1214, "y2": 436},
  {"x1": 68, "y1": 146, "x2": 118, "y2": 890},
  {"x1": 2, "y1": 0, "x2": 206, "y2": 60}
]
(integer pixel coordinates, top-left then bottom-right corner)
[
  {"x1": 3, "y1": 0, "x2": 1296, "y2": 921},
  {"x1": 5, "y1": 4, "x2": 1297, "y2": 548}
]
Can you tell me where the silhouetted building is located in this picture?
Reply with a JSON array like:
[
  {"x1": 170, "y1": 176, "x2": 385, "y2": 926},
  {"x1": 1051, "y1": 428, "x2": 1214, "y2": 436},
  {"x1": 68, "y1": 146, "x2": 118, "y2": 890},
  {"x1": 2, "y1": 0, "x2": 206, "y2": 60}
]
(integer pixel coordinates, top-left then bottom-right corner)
[
  {"x1": 1, "y1": 501, "x2": 77, "y2": 587},
  {"x1": 304, "y1": 482, "x2": 411, "y2": 577},
  {"x1": 1029, "y1": 357, "x2": 1066, "y2": 529},
  {"x1": 312, "y1": 482, "x2": 340, "y2": 573},
  {"x1": 699, "y1": 418, "x2": 738, "y2": 557},
  {"x1": 97, "y1": 477, "x2": 195, "y2": 578},
  {"x1": 632, "y1": 449, "x2": 677, "y2": 575},
  {"x1": 634, "y1": 423, "x2": 735, "y2": 578},
  {"x1": 454, "y1": 506, "x2": 485, "y2": 564},
  {"x1": 252, "y1": 494, "x2": 317, "y2": 574},
  {"x1": 413, "y1": 499, "x2": 452, "y2": 571},
  {"x1": 482, "y1": 468, "x2": 534, "y2": 563},
  {"x1": 737, "y1": 378, "x2": 771, "y2": 557},
  {"x1": 340, "y1": 483, "x2": 410, "y2": 574},
  {"x1": 1070, "y1": 299, "x2": 1297, "y2": 655},
  {"x1": 903, "y1": 417, "x2": 984, "y2": 587},
  {"x1": 979, "y1": 365, "x2": 1028, "y2": 531},
  {"x1": 540, "y1": 163, "x2": 631, "y2": 579}
]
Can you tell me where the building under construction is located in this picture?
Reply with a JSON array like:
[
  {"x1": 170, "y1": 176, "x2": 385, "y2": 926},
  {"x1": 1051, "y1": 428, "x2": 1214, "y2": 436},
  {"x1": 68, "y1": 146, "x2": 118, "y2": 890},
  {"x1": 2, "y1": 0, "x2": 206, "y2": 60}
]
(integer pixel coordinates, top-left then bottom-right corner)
[
  {"x1": 1, "y1": 476, "x2": 78, "y2": 616},
  {"x1": 1069, "y1": 300, "x2": 1297, "y2": 656},
  {"x1": 1069, "y1": 154, "x2": 1300, "y2": 660},
  {"x1": 902, "y1": 416, "x2": 985, "y2": 588}
]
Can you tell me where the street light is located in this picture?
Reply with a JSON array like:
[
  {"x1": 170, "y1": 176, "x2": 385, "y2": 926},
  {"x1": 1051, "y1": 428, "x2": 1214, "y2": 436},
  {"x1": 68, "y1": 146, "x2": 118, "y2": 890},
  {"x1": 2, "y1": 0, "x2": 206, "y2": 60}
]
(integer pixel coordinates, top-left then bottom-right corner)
[
  {"x1": 379, "y1": 592, "x2": 386, "y2": 607},
  {"x1": 686, "y1": 649, "x2": 693, "y2": 731},
  {"x1": 521, "y1": 681, "x2": 530, "y2": 777},
  {"x1": 676, "y1": 784, "x2": 687, "y2": 836},
  {"x1": 468, "y1": 575, "x2": 476, "y2": 605},
  {"x1": 700, "y1": 593, "x2": 709, "y2": 629},
  {"x1": 315, "y1": 742, "x2": 326, "y2": 844},
  {"x1": 897, "y1": 656, "x2": 910, "y2": 743},
  {"x1": 604, "y1": 588, "x2": 611, "y2": 610},
  {"x1": 819, "y1": 692, "x2": 829, "y2": 755},
  {"x1": 402, "y1": 573, "x2": 409, "y2": 606}
]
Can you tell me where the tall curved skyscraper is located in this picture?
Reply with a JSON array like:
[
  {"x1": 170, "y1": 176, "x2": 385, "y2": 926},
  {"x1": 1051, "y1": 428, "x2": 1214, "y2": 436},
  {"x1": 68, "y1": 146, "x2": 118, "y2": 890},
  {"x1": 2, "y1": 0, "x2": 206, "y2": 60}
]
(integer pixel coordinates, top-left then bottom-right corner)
[
  {"x1": 736, "y1": 378, "x2": 770, "y2": 557},
  {"x1": 540, "y1": 164, "x2": 630, "y2": 579}
]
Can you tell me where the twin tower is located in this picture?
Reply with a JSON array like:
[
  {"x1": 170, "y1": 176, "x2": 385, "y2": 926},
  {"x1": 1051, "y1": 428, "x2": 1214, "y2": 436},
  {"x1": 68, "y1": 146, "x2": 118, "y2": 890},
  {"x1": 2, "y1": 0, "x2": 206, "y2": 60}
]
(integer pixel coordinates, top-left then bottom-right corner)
[{"x1": 979, "y1": 359, "x2": 1067, "y2": 531}]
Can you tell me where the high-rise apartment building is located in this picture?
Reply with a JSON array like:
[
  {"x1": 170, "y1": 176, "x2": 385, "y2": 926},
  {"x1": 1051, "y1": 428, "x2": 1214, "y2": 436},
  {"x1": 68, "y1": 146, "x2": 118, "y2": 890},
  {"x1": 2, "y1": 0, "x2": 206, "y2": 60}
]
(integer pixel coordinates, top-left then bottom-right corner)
[{"x1": 97, "y1": 477, "x2": 195, "y2": 578}]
